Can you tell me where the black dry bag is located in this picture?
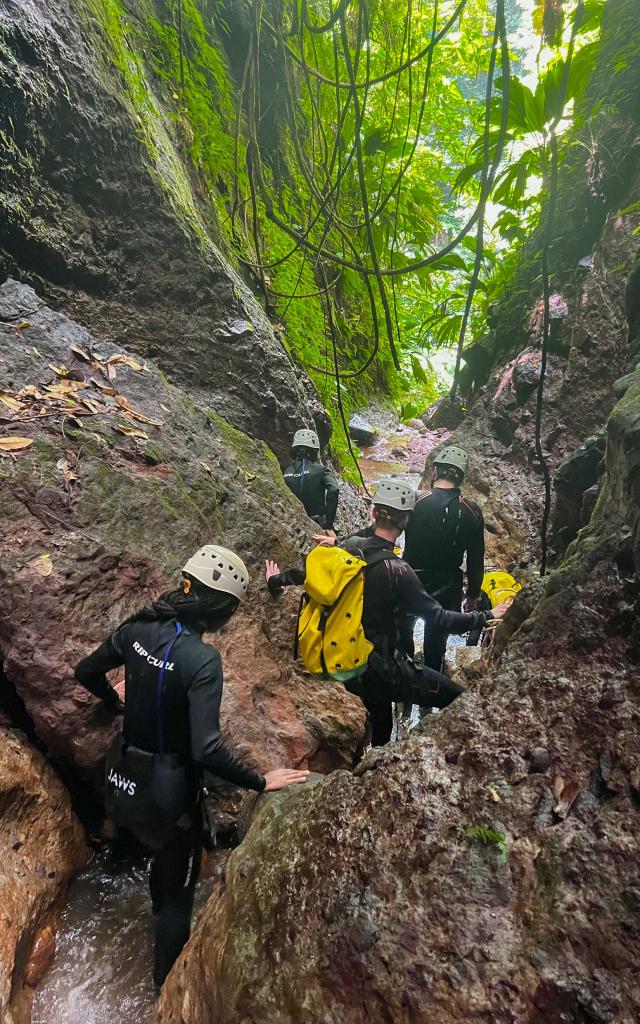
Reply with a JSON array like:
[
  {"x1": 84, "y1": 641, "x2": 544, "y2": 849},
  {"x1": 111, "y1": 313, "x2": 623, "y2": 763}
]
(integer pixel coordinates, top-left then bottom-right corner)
[{"x1": 104, "y1": 622, "x2": 192, "y2": 850}]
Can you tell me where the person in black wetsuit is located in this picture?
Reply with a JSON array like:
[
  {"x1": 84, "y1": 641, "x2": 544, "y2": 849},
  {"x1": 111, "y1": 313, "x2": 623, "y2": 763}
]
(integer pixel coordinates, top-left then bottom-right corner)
[
  {"x1": 403, "y1": 445, "x2": 485, "y2": 672},
  {"x1": 75, "y1": 544, "x2": 309, "y2": 990},
  {"x1": 283, "y1": 428, "x2": 339, "y2": 535},
  {"x1": 266, "y1": 480, "x2": 507, "y2": 747}
]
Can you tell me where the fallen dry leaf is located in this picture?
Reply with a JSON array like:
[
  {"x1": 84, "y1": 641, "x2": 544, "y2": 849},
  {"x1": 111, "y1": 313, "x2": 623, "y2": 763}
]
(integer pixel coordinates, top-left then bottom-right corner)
[
  {"x1": 56, "y1": 458, "x2": 78, "y2": 482},
  {"x1": 27, "y1": 553, "x2": 53, "y2": 577},
  {"x1": 553, "y1": 781, "x2": 583, "y2": 820},
  {"x1": 200, "y1": 462, "x2": 213, "y2": 474},
  {"x1": 17, "y1": 385, "x2": 46, "y2": 400},
  {"x1": 48, "y1": 364, "x2": 69, "y2": 378},
  {"x1": 80, "y1": 397, "x2": 101, "y2": 415},
  {"x1": 90, "y1": 377, "x2": 116, "y2": 396},
  {"x1": 488, "y1": 787, "x2": 501, "y2": 803},
  {"x1": 107, "y1": 354, "x2": 146, "y2": 372},
  {"x1": 115, "y1": 395, "x2": 161, "y2": 426},
  {"x1": 0, "y1": 391, "x2": 24, "y2": 412},
  {"x1": 0, "y1": 436, "x2": 34, "y2": 451},
  {"x1": 552, "y1": 775, "x2": 565, "y2": 800},
  {"x1": 114, "y1": 423, "x2": 149, "y2": 440},
  {"x1": 69, "y1": 344, "x2": 93, "y2": 363}
]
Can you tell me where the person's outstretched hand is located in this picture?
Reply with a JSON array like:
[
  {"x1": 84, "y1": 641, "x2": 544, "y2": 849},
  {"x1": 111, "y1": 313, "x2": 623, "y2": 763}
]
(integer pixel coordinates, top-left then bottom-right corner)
[
  {"x1": 265, "y1": 559, "x2": 280, "y2": 582},
  {"x1": 313, "y1": 533, "x2": 335, "y2": 547},
  {"x1": 263, "y1": 768, "x2": 311, "y2": 791},
  {"x1": 487, "y1": 600, "x2": 510, "y2": 621}
]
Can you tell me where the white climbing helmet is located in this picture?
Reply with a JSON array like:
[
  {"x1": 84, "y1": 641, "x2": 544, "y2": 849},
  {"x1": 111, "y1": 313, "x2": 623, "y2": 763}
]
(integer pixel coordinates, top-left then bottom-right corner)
[
  {"x1": 292, "y1": 428, "x2": 320, "y2": 450},
  {"x1": 434, "y1": 445, "x2": 469, "y2": 475},
  {"x1": 182, "y1": 545, "x2": 250, "y2": 602},
  {"x1": 373, "y1": 479, "x2": 416, "y2": 512}
]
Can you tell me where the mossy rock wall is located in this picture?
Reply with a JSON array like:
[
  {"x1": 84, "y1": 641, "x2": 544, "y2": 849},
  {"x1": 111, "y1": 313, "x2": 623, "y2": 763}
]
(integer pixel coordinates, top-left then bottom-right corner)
[{"x1": 0, "y1": 280, "x2": 365, "y2": 790}]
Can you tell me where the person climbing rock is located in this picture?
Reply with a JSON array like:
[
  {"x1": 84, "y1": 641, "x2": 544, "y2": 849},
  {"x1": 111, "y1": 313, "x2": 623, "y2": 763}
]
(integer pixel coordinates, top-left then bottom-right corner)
[
  {"x1": 74, "y1": 545, "x2": 309, "y2": 990},
  {"x1": 402, "y1": 445, "x2": 485, "y2": 671},
  {"x1": 466, "y1": 570, "x2": 522, "y2": 646},
  {"x1": 283, "y1": 428, "x2": 339, "y2": 535},
  {"x1": 266, "y1": 480, "x2": 507, "y2": 747}
]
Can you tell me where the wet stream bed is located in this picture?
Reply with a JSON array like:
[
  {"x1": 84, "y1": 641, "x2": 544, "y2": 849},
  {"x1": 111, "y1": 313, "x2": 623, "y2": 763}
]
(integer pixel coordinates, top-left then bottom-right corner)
[
  {"x1": 357, "y1": 414, "x2": 449, "y2": 490},
  {"x1": 32, "y1": 851, "x2": 222, "y2": 1024}
]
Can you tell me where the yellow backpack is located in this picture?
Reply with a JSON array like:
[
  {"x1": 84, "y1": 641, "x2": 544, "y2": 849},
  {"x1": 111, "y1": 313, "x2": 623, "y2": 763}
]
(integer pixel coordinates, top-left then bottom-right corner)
[
  {"x1": 481, "y1": 570, "x2": 521, "y2": 608},
  {"x1": 295, "y1": 546, "x2": 393, "y2": 681}
]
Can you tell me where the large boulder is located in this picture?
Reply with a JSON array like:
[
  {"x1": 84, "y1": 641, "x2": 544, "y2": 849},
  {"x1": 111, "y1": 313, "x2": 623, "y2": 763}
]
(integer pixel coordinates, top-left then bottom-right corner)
[
  {"x1": 0, "y1": 0, "x2": 322, "y2": 462},
  {"x1": 157, "y1": 369, "x2": 640, "y2": 1024},
  {"x1": 348, "y1": 415, "x2": 377, "y2": 447},
  {"x1": 420, "y1": 395, "x2": 465, "y2": 430},
  {"x1": 0, "y1": 724, "x2": 88, "y2": 1022},
  {"x1": 549, "y1": 434, "x2": 606, "y2": 557},
  {"x1": 0, "y1": 281, "x2": 365, "y2": 790}
]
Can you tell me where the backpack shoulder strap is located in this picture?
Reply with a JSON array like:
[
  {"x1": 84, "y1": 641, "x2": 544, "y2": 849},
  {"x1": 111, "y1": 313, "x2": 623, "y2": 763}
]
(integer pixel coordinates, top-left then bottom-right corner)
[{"x1": 362, "y1": 548, "x2": 398, "y2": 568}]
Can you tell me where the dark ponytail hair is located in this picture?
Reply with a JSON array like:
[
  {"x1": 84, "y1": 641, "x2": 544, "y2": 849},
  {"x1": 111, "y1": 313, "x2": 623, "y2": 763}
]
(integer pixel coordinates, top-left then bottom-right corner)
[
  {"x1": 292, "y1": 445, "x2": 318, "y2": 463},
  {"x1": 124, "y1": 574, "x2": 239, "y2": 632}
]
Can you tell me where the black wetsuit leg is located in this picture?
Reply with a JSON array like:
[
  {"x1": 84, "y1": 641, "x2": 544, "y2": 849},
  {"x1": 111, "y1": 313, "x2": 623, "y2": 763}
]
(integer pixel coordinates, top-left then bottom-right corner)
[
  {"x1": 346, "y1": 672, "x2": 393, "y2": 749},
  {"x1": 149, "y1": 822, "x2": 202, "y2": 987},
  {"x1": 422, "y1": 580, "x2": 464, "y2": 672},
  {"x1": 400, "y1": 664, "x2": 463, "y2": 709},
  {"x1": 362, "y1": 692, "x2": 394, "y2": 747}
]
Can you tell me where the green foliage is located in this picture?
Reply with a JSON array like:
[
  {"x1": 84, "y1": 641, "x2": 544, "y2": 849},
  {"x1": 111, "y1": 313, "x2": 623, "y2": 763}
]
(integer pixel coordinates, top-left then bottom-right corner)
[
  {"x1": 467, "y1": 825, "x2": 508, "y2": 863},
  {"x1": 81, "y1": 0, "x2": 606, "y2": 471}
]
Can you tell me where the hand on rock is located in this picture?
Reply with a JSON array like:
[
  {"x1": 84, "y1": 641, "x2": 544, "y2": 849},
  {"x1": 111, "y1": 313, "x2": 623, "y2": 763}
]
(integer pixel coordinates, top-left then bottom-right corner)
[
  {"x1": 265, "y1": 559, "x2": 280, "y2": 582},
  {"x1": 487, "y1": 600, "x2": 510, "y2": 622},
  {"x1": 313, "y1": 533, "x2": 335, "y2": 547},
  {"x1": 324, "y1": 529, "x2": 336, "y2": 539},
  {"x1": 263, "y1": 768, "x2": 311, "y2": 791}
]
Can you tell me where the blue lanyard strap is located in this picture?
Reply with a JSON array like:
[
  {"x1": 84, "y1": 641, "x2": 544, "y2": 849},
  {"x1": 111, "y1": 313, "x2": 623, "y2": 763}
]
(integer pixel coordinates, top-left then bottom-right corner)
[{"x1": 155, "y1": 621, "x2": 182, "y2": 755}]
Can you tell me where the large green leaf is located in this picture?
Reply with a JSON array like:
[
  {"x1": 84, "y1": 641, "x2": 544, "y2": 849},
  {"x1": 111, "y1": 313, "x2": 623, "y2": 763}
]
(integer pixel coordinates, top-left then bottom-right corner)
[
  {"x1": 501, "y1": 77, "x2": 546, "y2": 135},
  {"x1": 411, "y1": 355, "x2": 430, "y2": 385},
  {"x1": 363, "y1": 129, "x2": 386, "y2": 155},
  {"x1": 433, "y1": 253, "x2": 469, "y2": 273}
]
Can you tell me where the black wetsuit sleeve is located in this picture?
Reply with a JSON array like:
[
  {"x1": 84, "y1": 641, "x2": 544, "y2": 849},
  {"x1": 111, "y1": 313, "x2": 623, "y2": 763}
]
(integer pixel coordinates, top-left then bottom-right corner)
[
  {"x1": 465, "y1": 506, "x2": 485, "y2": 599},
  {"x1": 323, "y1": 468, "x2": 339, "y2": 530},
  {"x1": 187, "y1": 650, "x2": 265, "y2": 791},
  {"x1": 74, "y1": 628, "x2": 126, "y2": 709},
  {"x1": 267, "y1": 565, "x2": 305, "y2": 595},
  {"x1": 395, "y1": 562, "x2": 490, "y2": 635}
]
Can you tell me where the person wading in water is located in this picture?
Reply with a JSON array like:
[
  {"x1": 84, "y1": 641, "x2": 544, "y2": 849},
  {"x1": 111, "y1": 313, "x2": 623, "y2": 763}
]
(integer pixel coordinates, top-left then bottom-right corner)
[
  {"x1": 75, "y1": 545, "x2": 309, "y2": 990},
  {"x1": 267, "y1": 480, "x2": 507, "y2": 747},
  {"x1": 283, "y1": 428, "x2": 339, "y2": 536},
  {"x1": 402, "y1": 446, "x2": 485, "y2": 671}
]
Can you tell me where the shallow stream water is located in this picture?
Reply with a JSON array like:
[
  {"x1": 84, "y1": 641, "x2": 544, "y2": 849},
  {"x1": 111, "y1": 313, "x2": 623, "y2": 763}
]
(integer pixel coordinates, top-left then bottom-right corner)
[
  {"x1": 32, "y1": 853, "x2": 215, "y2": 1024},
  {"x1": 32, "y1": 856, "x2": 156, "y2": 1024}
]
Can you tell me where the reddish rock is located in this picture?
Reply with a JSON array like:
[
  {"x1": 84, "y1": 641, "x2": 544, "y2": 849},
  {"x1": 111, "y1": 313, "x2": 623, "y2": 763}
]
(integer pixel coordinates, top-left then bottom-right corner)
[
  {"x1": 0, "y1": 282, "x2": 365, "y2": 793},
  {"x1": 0, "y1": 727, "x2": 88, "y2": 1019},
  {"x1": 156, "y1": 368, "x2": 640, "y2": 1024}
]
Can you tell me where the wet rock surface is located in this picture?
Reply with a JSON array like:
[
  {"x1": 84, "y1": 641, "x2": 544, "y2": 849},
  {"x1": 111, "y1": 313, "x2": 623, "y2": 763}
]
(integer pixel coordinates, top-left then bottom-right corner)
[
  {"x1": 0, "y1": 281, "x2": 365, "y2": 791},
  {"x1": 0, "y1": 0, "x2": 322, "y2": 461},
  {"x1": 157, "y1": 366, "x2": 640, "y2": 1024},
  {"x1": 0, "y1": 724, "x2": 88, "y2": 1022},
  {"x1": 348, "y1": 414, "x2": 377, "y2": 447},
  {"x1": 421, "y1": 394, "x2": 465, "y2": 430}
]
